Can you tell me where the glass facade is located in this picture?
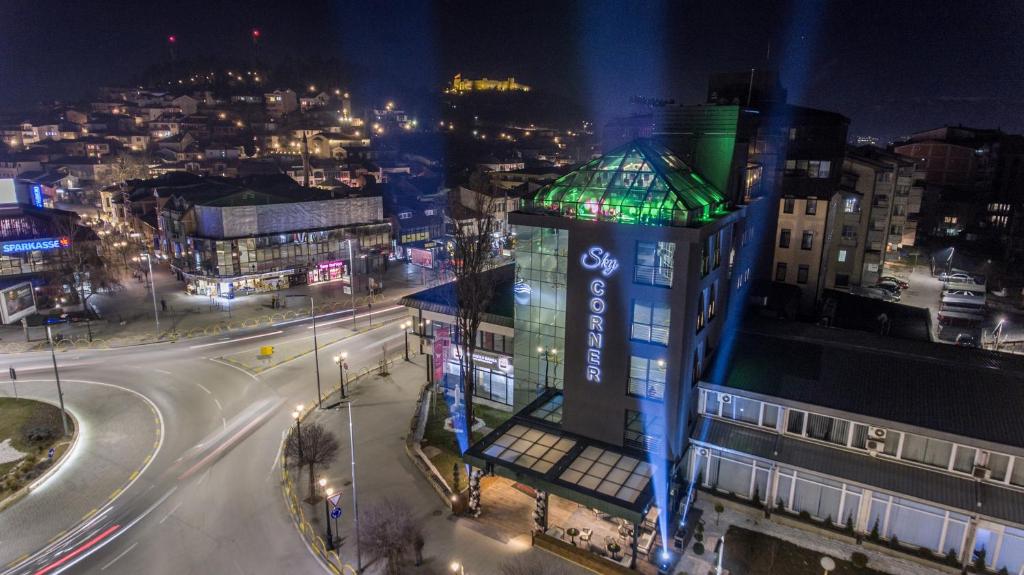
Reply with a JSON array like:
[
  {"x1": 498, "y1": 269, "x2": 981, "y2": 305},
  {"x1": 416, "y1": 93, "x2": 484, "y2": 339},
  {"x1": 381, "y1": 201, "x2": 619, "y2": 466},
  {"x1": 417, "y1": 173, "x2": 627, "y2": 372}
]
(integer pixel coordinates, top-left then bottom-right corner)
[
  {"x1": 512, "y1": 225, "x2": 568, "y2": 411},
  {"x1": 529, "y1": 141, "x2": 728, "y2": 226}
]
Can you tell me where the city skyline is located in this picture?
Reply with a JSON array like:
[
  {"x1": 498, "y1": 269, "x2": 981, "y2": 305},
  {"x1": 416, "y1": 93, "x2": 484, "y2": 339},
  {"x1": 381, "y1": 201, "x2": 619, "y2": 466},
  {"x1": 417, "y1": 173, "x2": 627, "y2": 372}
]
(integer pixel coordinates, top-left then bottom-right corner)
[{"x1": 1, "y1": 0, "x2": 1022, "y2": 140}]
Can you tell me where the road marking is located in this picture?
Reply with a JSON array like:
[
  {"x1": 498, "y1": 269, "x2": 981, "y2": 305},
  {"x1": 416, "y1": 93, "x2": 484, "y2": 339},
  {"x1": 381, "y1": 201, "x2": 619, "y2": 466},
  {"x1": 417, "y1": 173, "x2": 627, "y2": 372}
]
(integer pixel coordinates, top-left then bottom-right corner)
[
  {"x1": 108, "y1": 488, "x2": 122, "y2": 501},
  {"x1": 213, "y1": 398, "x2": 223, "y2": 411},
  {"x1": 270, "y1": 428, "x2": 288, "y2": 473},
  {"x1": 222, "y1": 417, "x2": 227, "y2": 430},
  {"x1": 197, "y1": 469, "x2": 210, "y2": 485},
  {"x1": 195, "y1": 382, "x2": 212, "y2": 394},
  {"x1": 128, "y1": 470, "x2": 139, "y2": 481},
  {"x1": 159, "y1": 501, "x2": 183, "y2": 524},
  {"x1": 100, "y1": 541, "x2": 137, "y2": 571},
  {"x1": 153, "y1": 368, "x2": 171, "y2": 375},
  {"x1": 314, "y1": 305, "x2": 404, "y2": 328},
  {"x1": 208, "y1": 357, "x2": 260, "y2": 381},
  {"x1": 6, "y1": 553, "x2": 29, "y2": 568},
  {"x1": 190, "y1": 330, "x2": 283, "y2": 349}
]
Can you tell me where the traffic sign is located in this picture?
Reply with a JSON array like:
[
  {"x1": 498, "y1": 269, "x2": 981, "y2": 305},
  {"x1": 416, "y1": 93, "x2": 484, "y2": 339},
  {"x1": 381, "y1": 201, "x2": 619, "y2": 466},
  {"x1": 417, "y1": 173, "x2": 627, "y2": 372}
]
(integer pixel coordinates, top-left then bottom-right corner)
[
  {"x1": 328, "y1": 493, "x2": 341, "y2": 507},
  {"x1": 330, "y1": 506, "x2": 342, "y2": 520},
  {"x1": 47, "y1": 447, "x2": 55, "y2": 459}
]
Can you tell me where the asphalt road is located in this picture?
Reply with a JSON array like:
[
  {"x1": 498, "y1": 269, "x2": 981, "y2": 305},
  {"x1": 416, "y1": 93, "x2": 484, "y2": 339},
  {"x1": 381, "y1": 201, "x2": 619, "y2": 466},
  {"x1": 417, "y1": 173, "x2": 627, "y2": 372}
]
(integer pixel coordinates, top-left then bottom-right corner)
[{"x1": 0, "y1": 303, "x2": 409, "y2": 575}]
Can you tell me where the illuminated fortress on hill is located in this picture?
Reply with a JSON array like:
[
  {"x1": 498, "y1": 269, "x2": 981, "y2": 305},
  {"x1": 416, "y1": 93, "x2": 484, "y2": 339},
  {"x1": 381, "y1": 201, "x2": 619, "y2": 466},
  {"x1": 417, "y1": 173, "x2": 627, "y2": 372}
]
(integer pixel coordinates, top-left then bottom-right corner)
[{"x1": 447, "y1": 73, "x2": 531, "y2": 93}]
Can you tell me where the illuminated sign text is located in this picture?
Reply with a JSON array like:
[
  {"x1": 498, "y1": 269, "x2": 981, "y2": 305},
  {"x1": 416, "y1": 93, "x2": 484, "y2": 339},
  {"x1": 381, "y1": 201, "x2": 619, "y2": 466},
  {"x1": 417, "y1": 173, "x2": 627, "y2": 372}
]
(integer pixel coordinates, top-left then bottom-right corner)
[
  {"x1": 581, "y1": 247, "x2": 618, "y2": 382},
  {"x1": 1, "y1": 236, "x2": 71, "y2": 255}
]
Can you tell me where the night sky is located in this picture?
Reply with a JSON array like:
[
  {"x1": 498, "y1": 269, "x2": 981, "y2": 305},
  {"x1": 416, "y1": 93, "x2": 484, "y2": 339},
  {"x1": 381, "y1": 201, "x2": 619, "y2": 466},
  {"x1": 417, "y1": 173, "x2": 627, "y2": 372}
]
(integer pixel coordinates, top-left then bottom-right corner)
[{"x1": 1, "y1": 0, "x2": 1021, "y2": 141}]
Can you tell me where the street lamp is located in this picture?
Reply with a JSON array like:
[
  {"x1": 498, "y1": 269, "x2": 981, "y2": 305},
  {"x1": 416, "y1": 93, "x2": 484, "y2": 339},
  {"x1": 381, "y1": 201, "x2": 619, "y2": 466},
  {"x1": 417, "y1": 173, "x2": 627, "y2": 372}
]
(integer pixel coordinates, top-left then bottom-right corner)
[
  {"x1": 538, "y1": 346, "x2": 557, "y2": 389},
  {"x1": 292, "y1": 404, "x2": 304, "y2": 461},
  {"x1": 714, "y1": 534, "x2": 726, "y2": 575},
  {"x1": 319, "y1": 478, "x2": 335, "y2": 550},
  {"x1": 449, "y1": 561, "x2": 465, "y2": 574},
  {"x1": 333, "y1": 353, "x2": 348, "y2": 399},
  {"x1": 138, "y1": 253, "x2": 160, "y2": 336},
  {"x1": 45, "y1": 324, "x2": 70, "y2": 437},
  {"x1": 995, "y1": 317, "x2": 1007, "y2": 350},
  {"x1": 287, "y1": 295, "x2": 323, "y2": 408},
  {"x1": 418, "y1": 319, "x2": 431, "y2": 354},
  {"x1": 401, "y1": 321, "x2": 412, "y2": 361}
]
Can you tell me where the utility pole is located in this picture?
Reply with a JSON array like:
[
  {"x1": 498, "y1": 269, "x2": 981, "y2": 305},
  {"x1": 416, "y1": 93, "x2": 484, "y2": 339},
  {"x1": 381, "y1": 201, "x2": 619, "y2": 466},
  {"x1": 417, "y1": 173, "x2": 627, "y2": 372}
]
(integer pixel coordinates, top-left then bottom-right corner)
[
  {"x1": 347, "y1": 402, "x2": 362, "y2": 572},
  {"x1": 347, "y1": 239, "x2": 356, "y2": 328},
  {"x1": 45, "y1": 325, "x2": 70, "y2": 437}
]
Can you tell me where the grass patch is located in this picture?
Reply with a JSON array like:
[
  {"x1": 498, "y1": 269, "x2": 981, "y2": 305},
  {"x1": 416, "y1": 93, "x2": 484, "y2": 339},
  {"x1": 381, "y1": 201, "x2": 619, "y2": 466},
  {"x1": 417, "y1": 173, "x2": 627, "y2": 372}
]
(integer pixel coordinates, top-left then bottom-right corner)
[
  {"x1": 0, "y1": 398, "x2": 74, "y2": 497},
  {"x1": 723, "y1": 526, "x2": 887, "y2": 575},
  {"x1": 421, "y1": 396, "x2": 512, "y2": 490}
]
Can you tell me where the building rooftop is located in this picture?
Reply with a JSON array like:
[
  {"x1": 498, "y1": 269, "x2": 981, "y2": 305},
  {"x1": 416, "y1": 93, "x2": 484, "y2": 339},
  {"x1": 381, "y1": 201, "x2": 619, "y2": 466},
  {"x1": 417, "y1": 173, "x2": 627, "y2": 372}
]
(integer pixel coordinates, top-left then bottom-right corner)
[
  {"x1": 524, "y1": 139, "x2": 729, "y2": 227},
  {"x1": 399, "y1": 264, "x2": 514, "y2": 327},
  {"x1": 713, "y1": 319, "x2": 1024, "y2": 449}
]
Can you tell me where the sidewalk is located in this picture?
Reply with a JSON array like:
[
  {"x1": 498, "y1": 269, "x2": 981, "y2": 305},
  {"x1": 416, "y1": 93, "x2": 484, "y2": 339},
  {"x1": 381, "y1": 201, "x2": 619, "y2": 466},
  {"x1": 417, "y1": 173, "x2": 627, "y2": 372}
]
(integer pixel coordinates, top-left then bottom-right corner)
[
  {"x1": 0, "y1": 261, "x2": 433, "y2": 353},
  {"x1": 293, "y1": 355, "x2": 589, "y2": 575}
]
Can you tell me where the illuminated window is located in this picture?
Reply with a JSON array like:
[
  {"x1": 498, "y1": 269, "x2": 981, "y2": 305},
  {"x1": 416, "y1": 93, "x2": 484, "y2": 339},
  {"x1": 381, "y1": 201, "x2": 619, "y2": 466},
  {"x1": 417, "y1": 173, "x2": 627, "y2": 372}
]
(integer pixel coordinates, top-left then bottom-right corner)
[
  {"x1": 708, "y1": 281, "x2": 718, "y2": 318},
  {"x1": 842, "y1": 196, "x2": 859, "y2": 213},
  {"x1": 696, "y1": 290, "x2": 706, "y2": 332},
  {"x1": 631, "y1": 300, "x2": 670, "y2": 345},
  {"x1": 627, "y1": 357, "x2": 666, "y2": 401},
  {"x1": 837, "y1": 249, "x2": 847, "y2": 263},
  {"x1": 635, "y1": 241, "x2": 674, "y2": 287}
]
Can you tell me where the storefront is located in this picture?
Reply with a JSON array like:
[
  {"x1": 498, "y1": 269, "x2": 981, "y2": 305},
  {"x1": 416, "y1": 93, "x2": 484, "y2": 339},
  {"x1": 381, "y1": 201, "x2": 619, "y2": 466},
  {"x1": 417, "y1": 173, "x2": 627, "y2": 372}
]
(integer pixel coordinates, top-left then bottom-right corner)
[
  {"x1": 307, "y1": 259, "x2": 349, "y2": 285},
  {"x1": 445, "y1": 347, "x2": 514, "y2": 407},
  {"x1": 182, "y1": 269, "x2": 294, "y2": 298}
]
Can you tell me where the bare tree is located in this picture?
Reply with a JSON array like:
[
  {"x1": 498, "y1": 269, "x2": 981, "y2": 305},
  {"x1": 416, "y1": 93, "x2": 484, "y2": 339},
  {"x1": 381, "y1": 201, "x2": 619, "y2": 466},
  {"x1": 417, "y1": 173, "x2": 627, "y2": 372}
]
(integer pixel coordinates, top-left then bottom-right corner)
[
  {"x1": 284, "y1": 422, "x2": 340, "y2": 500},
  {"x1": 108, "y1": 152, "x2": 150, "y2": 185},
  {"x1": 359, "y1": 499, "x2": 421, "y2": 575},
  {"x1": 448, "y1": 193, "x2": 500, "y2": 441},
  {"x1": 498, "y1": 555, "x2": 568, "y2": 575},
  {"x1": 46, "y1": 216, "x2": 121, "y2": 312}
]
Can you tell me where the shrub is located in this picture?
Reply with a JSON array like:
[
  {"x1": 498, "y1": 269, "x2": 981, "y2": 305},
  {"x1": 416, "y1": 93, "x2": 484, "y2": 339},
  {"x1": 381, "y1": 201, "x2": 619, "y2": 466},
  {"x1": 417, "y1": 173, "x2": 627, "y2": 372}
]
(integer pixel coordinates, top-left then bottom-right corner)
[
  {"x1": 823, "y1": 515, "x2": 834, "y2": 528},
  {"x1": 845, "y1": 515, "x2": 855, "y2": 533},
  {"x1": 999, "y1": 568, "x2": 1010, "y2": 575},
  {"x1": 693, "y1": 542, "x2": 705, "y2": 555},
  {"x1": 889, "y1": 535, "x2": 901, "y2": 550},
  {"x1": 944, "y1": 548, "x2": 959, "y2": 566},
  {"x1": 869, "y1": 518, "x2": 880, "y2": 542},
  {"x1": 798, "y1": 510, "x2": 812, "y2": 522},
  {"x1": 973, "y1": 547, "x2": 988, "y2": 572},
  {"x1": 916, "y1": 546, "x2": 934, "y2": 559},
  {"x1": 850, "y1": 552, "x2": 869, "y2": 568},
  {"x1": 752, "y1": 485, "x2": 762, "y2": 509}
]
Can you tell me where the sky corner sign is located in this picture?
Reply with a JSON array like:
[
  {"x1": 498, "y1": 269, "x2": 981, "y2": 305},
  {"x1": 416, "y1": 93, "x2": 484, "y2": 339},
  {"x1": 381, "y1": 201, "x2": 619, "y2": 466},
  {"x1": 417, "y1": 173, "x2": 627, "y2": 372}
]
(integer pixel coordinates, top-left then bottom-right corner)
[
  {"x1": 580, "y1": 246, "x2": 619, "y2": 383},
  {"x1": 1, "y1": 236, "x2": 71, "y2": 255}
]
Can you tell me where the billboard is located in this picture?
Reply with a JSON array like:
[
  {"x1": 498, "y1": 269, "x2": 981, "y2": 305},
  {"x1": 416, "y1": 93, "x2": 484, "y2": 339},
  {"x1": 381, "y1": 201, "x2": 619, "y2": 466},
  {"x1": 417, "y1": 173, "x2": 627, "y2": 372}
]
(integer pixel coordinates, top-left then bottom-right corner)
[
  {"x1": 409, "y1": 248, "x2": 434, "y2": 268},
  {"x1": 0, "y1": 282, "x2": 36, "y2": 324}
]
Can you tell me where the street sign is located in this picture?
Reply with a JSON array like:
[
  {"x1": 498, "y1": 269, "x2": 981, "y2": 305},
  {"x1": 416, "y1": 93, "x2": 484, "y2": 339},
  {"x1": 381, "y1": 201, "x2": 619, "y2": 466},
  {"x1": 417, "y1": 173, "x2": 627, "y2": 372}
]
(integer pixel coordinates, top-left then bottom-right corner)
[
  {"x1": 47, "y1": 447, "x2": 55, "y2": 459},
  {"x1": 330, "y1": 506, "x2": 342, "y2": 520},
  {"x1": 328, "y1": 493, "x2": 341, "y2": 507}
]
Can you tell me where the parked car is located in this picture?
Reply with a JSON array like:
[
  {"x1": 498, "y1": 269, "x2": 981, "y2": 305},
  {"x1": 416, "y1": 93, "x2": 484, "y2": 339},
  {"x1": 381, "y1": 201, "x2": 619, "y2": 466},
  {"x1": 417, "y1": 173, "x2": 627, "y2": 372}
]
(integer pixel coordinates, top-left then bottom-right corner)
[
  {"x1": 861, "y1": 286, "x2": 900, "y2": 302},
  {"x1": 879, "y1": 276, "x2": 909, "y2": 290},
  {"x1": 944, "y1": 289, "x2": 983, "y2": 298},
  {"x1": 955, "y1": 333, "x2": 980, "y2": 348},
  {"x1": 939, "y1": 272, "x2": 975, "y2": 283},
  {"x1": 874, "y1": 281, "x2": 902, "y2": 295}
]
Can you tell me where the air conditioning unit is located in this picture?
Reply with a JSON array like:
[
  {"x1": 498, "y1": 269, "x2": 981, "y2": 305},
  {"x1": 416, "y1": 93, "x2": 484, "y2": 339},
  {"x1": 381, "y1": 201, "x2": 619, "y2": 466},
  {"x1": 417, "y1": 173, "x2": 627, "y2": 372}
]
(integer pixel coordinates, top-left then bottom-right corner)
[
  {"x1": 868, "y1": 426, "x2": 888, "y2": 440},
  {"x1": 973, "y1": 465, "x2": 992, "y2": 480},
  {"x1": 720, "y1": 394, "x2": 733, "y2": 404},
  {"x1": 866, "y1": 440, "x2": 883, "y2": 454}
]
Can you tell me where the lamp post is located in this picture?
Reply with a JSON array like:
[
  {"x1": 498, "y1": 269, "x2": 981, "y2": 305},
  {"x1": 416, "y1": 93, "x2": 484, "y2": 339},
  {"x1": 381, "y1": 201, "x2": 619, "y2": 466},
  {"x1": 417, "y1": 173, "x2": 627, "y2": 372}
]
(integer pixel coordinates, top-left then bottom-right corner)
[
  {"x1": 333, "y1": 353, "x2": 348, "y2": 399},
  {"x1": 292, "y1": 404, "x2": 304, "y2": 461},
  {"x1": 319, "y1": 478, "x2": 335, "y2": 550},
  {"x1": 287, "y1": 295, "x2": 323, "y2": 408},
  {"x1": 401, "y1": 321, "x2": 411, "y2": 361},
  {"x1": 537, "y1": 346, "x2": 557, "y2": 389},
  {"x1": 995, "y1": 318, "x2": 1007, "y2": 350},
  {"x1": 135, "y1": 253, "x2": 160, "y2": 335},
  {"x1": 347, "y1": 401, "x2": 362, "y2": 572},
  {"x1": 346, "y1": 239, "x2": 356, "y2": 328},
  {"x1": 714, "y1": 534, "x2": 725, "y2": 575},
  {"x1": 45, "y1": 324, "x2": 70, "y2": 437},
  {"x1": 418, "y1": 319, "x2": 431, "y2": 354}
]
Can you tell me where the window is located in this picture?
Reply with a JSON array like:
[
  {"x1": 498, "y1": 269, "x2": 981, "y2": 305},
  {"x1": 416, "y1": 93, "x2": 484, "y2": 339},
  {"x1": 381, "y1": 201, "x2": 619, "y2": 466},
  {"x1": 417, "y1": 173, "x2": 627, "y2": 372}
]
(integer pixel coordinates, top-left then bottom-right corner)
[
  {"x1": 398, "y1": 211, "x2": 412, "y2": 220},
  {"x1": 841, "y1": 225, "x2": 857, "y2": 240},
  {"x1": 900, "y1": 434, "x2": 953, "y2": 469},
  {"x1": 713, "y1": 230, "x2": 722, "y2": 269},
  {"x1": 635, "y1": 241, "x2": 675, "y2": 287},
  {"x1": 835, "y1": 273, "x2": 850, "y2": 287},
  {"x1": 708, "y1": 282, "x2": 718, "y2": 318},
  {"x1": 953, "y1": 446, "x2": 976, "y2": 474},
  {"x1": 801, "y1": 231, "x2": 814, "y2": 250},
  {"x1": 806, "y1": 413, "x2": 850, "y2": 446},
  {"x1": 805, "y1": 199, "x2": 818, "y2": 215},
  {"x1": 696, "y1": 290, "x2": 706, "y2": 332},
  {"x1": 628, "y1": 357, "x2": 666, "y2": 400},
  {"x1": 808, "y1": 160, "x2": 831, "y2": 179},
  {"x1": 797, "y1": 264, "x2": 809, "y2": 284},
  {"x1": 624, "y1": 409, "x2": 663, "y2": 452},
  {"x1": 779, "y1": 228, "x2": 791, "y2": 248},
  {"x1": 783, "y1": 198, "x2": 795, "y2": 214},
  {"x1": 989, "y1": 453, "x2": 1010, "y2": 482},
  {"x1": 786, "y1": 410, "x2": 805, "y2": 434},
  {"x1": 775, "y1": 262, "x2": 787, "y2": 282},
  {"x1": 631, "y1": 300, "x2": 670, "y2": 345},
  {"x1": 701, "y1": 241, "x2": 710, "y2": 277},
  {"x1": 843, "y1": 197, "x2": 860, "y2": 213},
  {"x1": 837, "y1": 249, "x2": 847, "y2": 263}
]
